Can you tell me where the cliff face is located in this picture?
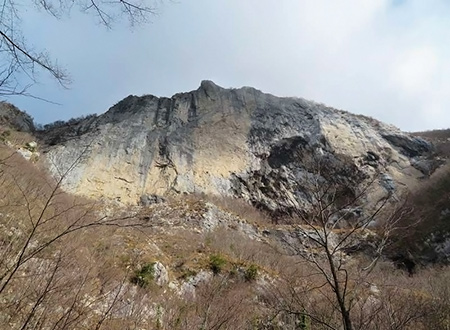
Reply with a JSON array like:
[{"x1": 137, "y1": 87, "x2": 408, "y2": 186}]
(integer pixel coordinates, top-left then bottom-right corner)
[
  {"x1": 42, "y1": 81, "x2": 433, "y2": 213},
  {"x1": 0, "y1": 102, "x2": 34, "y2": 132}
]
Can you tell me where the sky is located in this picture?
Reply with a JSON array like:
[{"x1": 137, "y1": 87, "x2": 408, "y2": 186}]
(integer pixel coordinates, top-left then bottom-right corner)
[{"x1": 8, "y1": 0, "x2": 450, "y2": 131}]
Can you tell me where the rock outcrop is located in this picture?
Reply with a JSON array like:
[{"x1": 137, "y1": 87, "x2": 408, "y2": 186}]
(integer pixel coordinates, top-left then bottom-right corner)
[
  {"x1": 0, "y1": 102, "x2": 34, "y2": 132},
  {"x1": 41, "y1": 81, "x2": 433, "y2": 214}
]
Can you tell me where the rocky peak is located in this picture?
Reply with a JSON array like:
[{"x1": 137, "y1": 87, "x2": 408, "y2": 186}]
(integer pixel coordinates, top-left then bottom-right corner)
[
  {"x1": 41, "y1": 81, "x2": 433, "y2": 214},
  {"x1": 198, "y1": 79, "x2": 224, "y2": 94},
  {"x1": 0, "y1": 102, "x2": 34, "y2": 132}
]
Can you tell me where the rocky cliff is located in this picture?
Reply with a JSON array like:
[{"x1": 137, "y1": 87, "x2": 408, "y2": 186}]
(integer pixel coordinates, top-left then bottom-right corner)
[
  {"x1": 0, "y1": 102, "x2": 34, "y2": 132},
  {"x1": 41, "y1": 81, "x2": 433, "y2": 214}
]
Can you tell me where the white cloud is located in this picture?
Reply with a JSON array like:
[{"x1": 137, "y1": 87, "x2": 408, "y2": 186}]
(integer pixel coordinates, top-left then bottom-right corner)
[
  {"x1": 9, "y1": 0, "x2": 450, "y2": 131},
  {"x1": 390, "y1": 46, "x2": 439, "y2": 95},
  {"x1": 295, "y1": 0, "x2": 388, "y2": 49}
]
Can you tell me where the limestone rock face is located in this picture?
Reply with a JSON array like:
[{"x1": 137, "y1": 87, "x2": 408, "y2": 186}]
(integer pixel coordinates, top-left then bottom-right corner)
[
  {"x1": 42, "y1": 81, "x2": 432, "y2": 213},
  {"x1": 0, "y1": 102, "x2": 34, "y2": 132}
]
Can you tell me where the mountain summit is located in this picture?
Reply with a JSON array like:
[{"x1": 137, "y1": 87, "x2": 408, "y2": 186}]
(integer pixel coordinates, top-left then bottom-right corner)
[{"x1": 42, "y1": 81, "x2": 433, "y2": 214}]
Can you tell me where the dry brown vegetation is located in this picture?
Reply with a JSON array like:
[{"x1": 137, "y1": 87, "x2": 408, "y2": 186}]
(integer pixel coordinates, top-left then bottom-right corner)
[
  {"x1": 0, "y1": 142, "x2": 450, "y2": 329},
  {"x1": 413, "y1": 129, "x2": 450, "y2": 158},
  {"x1": 174, "y1": 192, "x2": 273, "y2": 227},
  {"x1": 0, "y1": 145, "x2": 161, "y2": 329},
  {"x1": 390, "y1": 162, "x2": 450, "y2": 264}
]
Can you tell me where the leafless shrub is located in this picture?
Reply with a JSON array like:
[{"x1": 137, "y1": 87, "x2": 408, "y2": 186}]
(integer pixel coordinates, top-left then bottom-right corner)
[
  {"x1": 203, "y1": 194, "x2": 272, "y2": 226},
  {"x1": 389, "y1": 163, "x2": 450, "y2": 263},
  {"x1": 266, "y1": 153, "x2": 413, "y2": 330},
  {"x1": 0, "y1": 144, "x2": 158, "y2": 329},
  {"x1": 163, "y1": 275, "x2": 257, "y2": 330}
]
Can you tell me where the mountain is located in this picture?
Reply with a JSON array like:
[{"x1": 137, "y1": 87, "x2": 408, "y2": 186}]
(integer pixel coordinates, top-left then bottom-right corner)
[
  {"x1": 2, "y1": 82, "x2": 450, "y2": 329},
  {"x1": 40, "y1": 81, "x2": 434, "y2": 216}
]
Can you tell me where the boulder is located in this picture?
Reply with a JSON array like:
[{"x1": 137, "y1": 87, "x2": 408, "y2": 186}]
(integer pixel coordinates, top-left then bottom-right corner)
[{"x1": 153, "y1": 262, "x2": 169, "y2": 287}]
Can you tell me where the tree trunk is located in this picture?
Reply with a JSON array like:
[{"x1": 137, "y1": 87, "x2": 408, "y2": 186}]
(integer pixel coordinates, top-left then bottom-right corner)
[{"x1": 325, "y1": 247, "x2": 353, "y2": 330}]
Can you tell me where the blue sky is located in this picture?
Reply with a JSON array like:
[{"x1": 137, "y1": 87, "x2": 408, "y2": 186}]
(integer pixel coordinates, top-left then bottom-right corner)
[{"x1": 7, "y1": 0, "x2": 450, "y2": 131}]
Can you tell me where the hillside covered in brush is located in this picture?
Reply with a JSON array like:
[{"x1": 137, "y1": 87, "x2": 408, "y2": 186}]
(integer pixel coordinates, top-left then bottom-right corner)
[{"x1": 1, "y1": 83, "x2": 450, "y2": 329}]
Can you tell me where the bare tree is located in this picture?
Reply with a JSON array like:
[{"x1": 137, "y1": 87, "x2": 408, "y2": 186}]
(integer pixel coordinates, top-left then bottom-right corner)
[
  {"x1": 0, "y1": 144, "x2": 159, "y2": 328},
  {"x1": 0, "y1": 0, "x2": 161, "y2": 97},
  {"x1": 270, "y1": 155, "x2": 412, "y2": 330},
  {"x1": 163, "y1": 275, "x2": 254, "y2": 330}
]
